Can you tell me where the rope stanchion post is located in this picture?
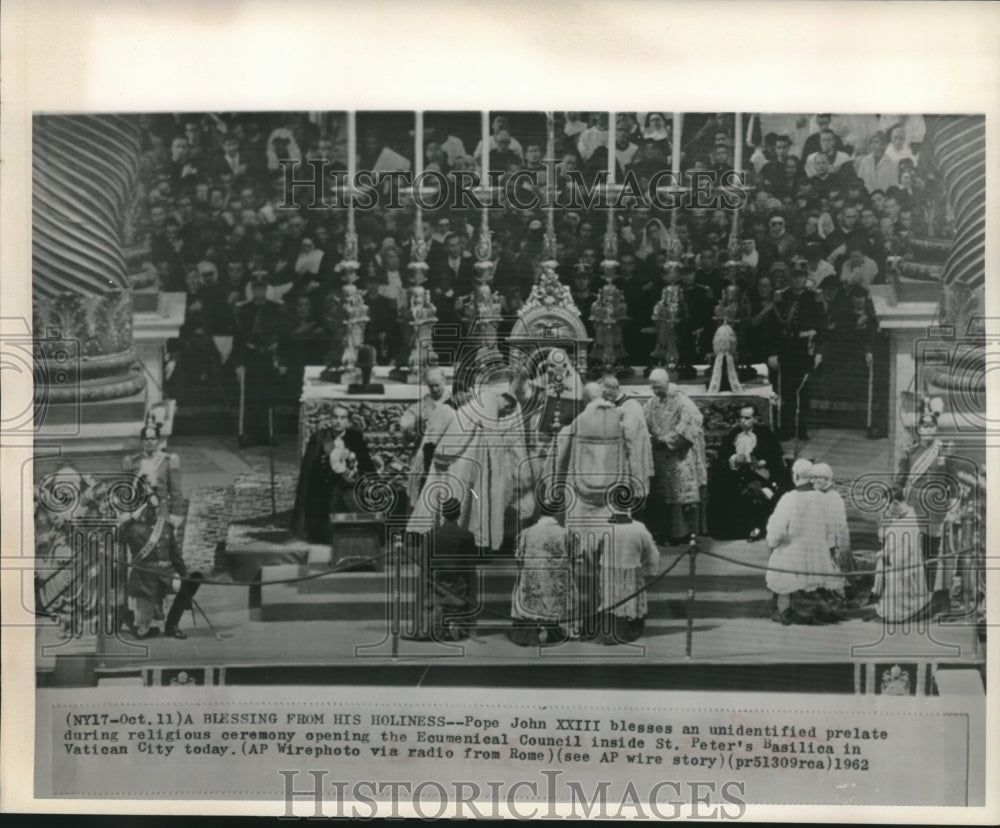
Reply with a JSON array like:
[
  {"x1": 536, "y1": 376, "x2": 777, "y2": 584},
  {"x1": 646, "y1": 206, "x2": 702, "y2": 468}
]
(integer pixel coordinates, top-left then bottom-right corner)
[
  {"x1": 866, "y1": 361, "x2": 874, "y2": 431},
  {"x1": 793, "y1": 372, "x2": 809, "y2": 456},
  {"x1": 268, "y1": 407, "x2": 277, "y2": 520},
  {"x1": 685, "y1": 534, "x2": 698, "y2": 659},
  {"x1": 390, "y1": 533, "x2": 402, "y2": 659}
]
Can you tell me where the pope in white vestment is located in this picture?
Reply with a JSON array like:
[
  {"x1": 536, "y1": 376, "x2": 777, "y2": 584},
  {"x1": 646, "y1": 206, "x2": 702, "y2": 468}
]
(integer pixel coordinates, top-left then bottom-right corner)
[{"x1": 407, "y1": 387, "x2": 534, "y2": 551}]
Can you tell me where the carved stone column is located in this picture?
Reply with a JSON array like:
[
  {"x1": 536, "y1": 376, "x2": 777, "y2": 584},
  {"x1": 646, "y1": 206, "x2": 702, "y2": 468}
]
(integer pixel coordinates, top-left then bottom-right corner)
[{"x1": 32, "y1": 114, "x2": 147, "y2": 439}]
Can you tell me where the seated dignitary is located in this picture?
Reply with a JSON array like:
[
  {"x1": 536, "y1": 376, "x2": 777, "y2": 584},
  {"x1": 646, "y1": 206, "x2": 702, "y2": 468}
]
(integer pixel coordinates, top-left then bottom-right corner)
[
  {"x1": 708, "y1": 405, "x2": 789, "y2": 541},
  {"x1": 290, "y1": 404, "x2": 376, "y2": 543}
]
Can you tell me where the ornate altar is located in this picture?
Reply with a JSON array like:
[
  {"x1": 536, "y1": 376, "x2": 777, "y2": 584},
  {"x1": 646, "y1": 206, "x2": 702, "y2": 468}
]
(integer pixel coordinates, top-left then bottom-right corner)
[
  {"x1": 299, "y1": 364, "x2": 774, "y2": 475},
  {"x1": 507, "y1": 261, "x2": 591, "y2": 376}
]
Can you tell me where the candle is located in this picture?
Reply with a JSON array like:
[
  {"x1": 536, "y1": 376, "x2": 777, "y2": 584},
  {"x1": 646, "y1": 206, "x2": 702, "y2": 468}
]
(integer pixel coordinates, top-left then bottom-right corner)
[
  {"x1": 546, "y1": 112, "x2": 555, "y2": 235},
  {"x1": 482, "y1": 110, "x2": 490, "y2": 186},
  {"x1": 415, "y1": 110, "x2": 424, "y2": 178},
  {"x1": 733, "y1": 112, "x2": 742, "y2": 174},
  {"x1": 732, "y1": 113, "x2": 742, "y2": 241},
  {"x1": 414, "y1": 110, "x2": 423, "y2": 237},
  {"x1": 671, "y1": 112, "x2": 683, "y2": 231},
  {"x1": 347, "y1": 111, "x2": 357, "y2": 233},
  {"x1": 347, "y1": 111, "x2": 357, "y2": 183},
  {"x1": 671, "y1": 112, "x2": 682, "y2": 180},
  {"x1": 607, "y1": 111, "x2": 616, "y2": 186}
]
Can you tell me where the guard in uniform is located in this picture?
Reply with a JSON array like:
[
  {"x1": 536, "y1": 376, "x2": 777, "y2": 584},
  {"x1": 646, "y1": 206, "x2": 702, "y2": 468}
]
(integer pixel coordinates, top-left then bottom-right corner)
[
  {"x1": 120, "y1": 490, "x2": 199, "y2": 639},
  {"x1": 122, "y1": 424, "x2": 184, "y2": 524},
  {"x1": 234, "y1": 275, "x2": 286, "y2": 447},
  {"x1": 768, "y1": 266, "x2": 826, "y2": 440}
]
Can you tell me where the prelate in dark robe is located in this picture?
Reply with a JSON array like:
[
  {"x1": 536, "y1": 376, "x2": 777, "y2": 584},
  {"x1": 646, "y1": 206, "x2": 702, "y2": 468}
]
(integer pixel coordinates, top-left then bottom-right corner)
[
  {"x1": 405, "y1": 520, "x2": 479, "y2": 641},
  {"x1": 708, "y1": 424, "x2": 789, "y2": 539},
  {"x1": 290, "y1": 427, "x2": 376, "y2": 543}
]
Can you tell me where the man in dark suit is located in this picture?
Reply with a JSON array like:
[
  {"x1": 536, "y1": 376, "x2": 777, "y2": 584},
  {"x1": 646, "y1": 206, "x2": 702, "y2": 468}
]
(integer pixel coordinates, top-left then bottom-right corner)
[
  {"x1": 428, "y1": 233, "x2": 475, "y2": 294},
  {"x1": 615, "y1": 251, "x2": 657, "y2": 364},
  {"x1": 758, "y1": 134, "x2": 797, "y2": 199},
  {"x1": 233, "y1": 276, "x2": 286, "y2": 447},
  {"x1": 428, "y1": 234, "x2": 474, "y2": 362},
  {"x1": 676, "y1": 254, "x2": 715, "y2": 376},
  {"x1": 214, "y1": 136, "x2": 260, "y2": 188},
  {"x1": 768, "y1": 266, "x2": 826, "y2": 440},
  {"x1": 291, "y1": 404, "x2": 377, "y2": 543},
  {"x1": 801, "y1": 116, "x2": 846, "y2": 159},
  {"x1": 708, "y1": 405, "x2": 790, "y2": 541},
  {"x1": 361, "y1": 272, "x2": 402, "y2": 365},
  {"x1": 404, "y1": 497, "x2": 478, "y2": 641}
]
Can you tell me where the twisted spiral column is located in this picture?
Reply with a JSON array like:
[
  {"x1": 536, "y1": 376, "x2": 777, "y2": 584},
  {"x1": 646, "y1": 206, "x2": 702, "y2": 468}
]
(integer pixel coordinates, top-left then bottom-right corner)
[
  {"x1": 924, "y1": 115, "x2": 985, "y2": 293},
  {"x1": 32, "y1": 114, "x2": 146, "y2": 403}
]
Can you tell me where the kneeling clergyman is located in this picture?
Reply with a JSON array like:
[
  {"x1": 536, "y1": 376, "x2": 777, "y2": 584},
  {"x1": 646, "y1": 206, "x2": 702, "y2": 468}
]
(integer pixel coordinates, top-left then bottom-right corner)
[
  {"x1": 404, "y1": 497, "x2": 478, "y2": 642},
  {"x1": 590, "y1": 510, "x2": 660, "y2": 645},
  {"x1": 765, "y1": 458, "x2": 845, "y2": 625},
  {"x1": 508, "y1": 499, "x2": 578, "y2": 646}
]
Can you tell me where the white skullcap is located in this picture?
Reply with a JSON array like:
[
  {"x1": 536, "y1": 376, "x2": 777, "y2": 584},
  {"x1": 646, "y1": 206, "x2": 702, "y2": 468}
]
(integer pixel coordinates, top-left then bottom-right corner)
[{"x1": 791, "y1": 458, "x2": 814, "y2": 478}]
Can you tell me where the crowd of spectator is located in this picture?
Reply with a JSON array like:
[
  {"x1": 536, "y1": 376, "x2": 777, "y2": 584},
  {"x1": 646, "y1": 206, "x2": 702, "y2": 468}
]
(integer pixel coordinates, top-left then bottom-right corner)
[{"x1": 133, "y1": 112, "x2": 942, "y2": 427}]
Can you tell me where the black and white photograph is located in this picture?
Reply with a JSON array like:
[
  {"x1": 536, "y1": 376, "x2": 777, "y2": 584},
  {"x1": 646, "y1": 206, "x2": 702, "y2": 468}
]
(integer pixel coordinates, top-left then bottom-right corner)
[{"x1": 2, "y1": 0, "x2": 997, "y2": 820}]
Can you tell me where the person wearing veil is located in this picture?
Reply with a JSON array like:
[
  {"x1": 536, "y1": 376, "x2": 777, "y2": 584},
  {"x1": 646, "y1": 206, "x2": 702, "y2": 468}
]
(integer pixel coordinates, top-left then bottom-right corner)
[
  {"x1": 639, "y1": 112, "x2": 672, "y2": 161},
  {"x1": 635, "y1": 218, "x2": 670, "y2": 263}
]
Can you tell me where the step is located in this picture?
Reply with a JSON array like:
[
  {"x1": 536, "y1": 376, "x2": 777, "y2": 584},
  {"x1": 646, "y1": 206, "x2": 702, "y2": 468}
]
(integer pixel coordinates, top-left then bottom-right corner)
[
  {"x1": 255, "y1": 578, "x2": 777, "y2": 624},
  {"x1": 257, "y1": 561, "x2": 779, "y2": 597}
]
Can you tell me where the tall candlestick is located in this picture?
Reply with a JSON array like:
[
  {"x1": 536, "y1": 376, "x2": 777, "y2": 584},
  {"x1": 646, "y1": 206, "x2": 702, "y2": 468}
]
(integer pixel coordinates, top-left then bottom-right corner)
[
  {"x1": 733, "y1": 112, "x2": 742, "y2": 174},
  {"x1": 347, "y1": 111, "x2": 357, "y2": 234},
  {"x1": 671, "y1": 112, "x2": 683, "y2": 231},
  {"x1": 481, "y1": 110, "x2": 490, "y2": 185},
  {"x1": 414, "y1": 110, "x2": 423, "y2": 240},
  {"x1": 607, "y1": 111, "x2": 617, "y2": 186},
  {"x1": 732, "y1": 113, "x2": 742, "y2": 242},
  {"x1": 546, "y1": 112, "x2": 556, "y2": 255},
  {"x1": 415, "y1": 110, "x2": 424, "y2": 178},
  {"x1": 671, "y1": 112, "x2": 682, "y2": 179}
]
